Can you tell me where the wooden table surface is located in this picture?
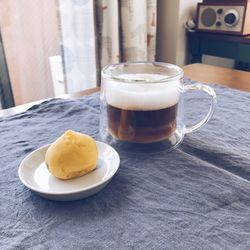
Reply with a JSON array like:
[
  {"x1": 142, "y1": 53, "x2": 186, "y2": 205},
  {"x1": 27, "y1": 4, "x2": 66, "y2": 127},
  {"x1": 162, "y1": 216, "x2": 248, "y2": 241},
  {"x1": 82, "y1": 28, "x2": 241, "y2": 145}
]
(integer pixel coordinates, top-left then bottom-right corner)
[
  {"x1": 1, "y1": 63, "x2": 249, "y2": 117},
  {"x1": 0, "y1": 87, "x2": 100, "y2": 117},
  {"x1": 184, "y1": 63, "x2": 250, "y2": 92}
]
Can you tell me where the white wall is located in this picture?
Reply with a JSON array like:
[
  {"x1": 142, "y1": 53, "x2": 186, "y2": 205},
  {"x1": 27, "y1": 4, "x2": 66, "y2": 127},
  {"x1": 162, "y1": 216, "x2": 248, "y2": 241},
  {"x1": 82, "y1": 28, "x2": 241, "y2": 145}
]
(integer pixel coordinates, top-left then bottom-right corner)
[
  {"x1": 202, "y1": 55, "x2": 234, "y2": 68},
  {"x1": 156, "y1": 0, "x2": 234, "y2": 68},
  {"x1": 156, "y1": 0, "x2": 201, "y2": 66},
  {"x1": 156, "y1": 0, "x2": 180, "y2": 64},
  {"x1": 176, "y1": 0, "x2": 201, "y2": 66}
]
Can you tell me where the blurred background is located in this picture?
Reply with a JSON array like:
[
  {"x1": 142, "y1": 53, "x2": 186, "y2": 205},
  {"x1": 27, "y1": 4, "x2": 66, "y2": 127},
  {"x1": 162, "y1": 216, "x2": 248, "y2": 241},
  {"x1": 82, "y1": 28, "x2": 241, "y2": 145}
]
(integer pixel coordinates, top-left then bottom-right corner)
[{"x1": 0, "y1": 0, "x2": 241, "y2": 109}]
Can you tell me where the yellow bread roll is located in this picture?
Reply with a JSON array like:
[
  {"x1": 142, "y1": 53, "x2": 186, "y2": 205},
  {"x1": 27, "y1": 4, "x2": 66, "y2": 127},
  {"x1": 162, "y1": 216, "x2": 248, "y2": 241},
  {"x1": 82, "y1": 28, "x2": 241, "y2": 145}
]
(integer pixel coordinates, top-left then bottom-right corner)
[{"x1": 45, "y1": 130, "x2": 98, "y2": 180}]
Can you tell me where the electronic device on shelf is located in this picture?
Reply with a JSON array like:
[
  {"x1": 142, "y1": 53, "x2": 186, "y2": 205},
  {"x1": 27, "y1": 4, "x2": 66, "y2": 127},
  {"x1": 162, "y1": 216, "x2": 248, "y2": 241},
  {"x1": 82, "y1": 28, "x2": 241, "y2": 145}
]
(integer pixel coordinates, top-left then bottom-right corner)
[{"x1": 196, "y1": 0, "x2": 250, "y2": 35}]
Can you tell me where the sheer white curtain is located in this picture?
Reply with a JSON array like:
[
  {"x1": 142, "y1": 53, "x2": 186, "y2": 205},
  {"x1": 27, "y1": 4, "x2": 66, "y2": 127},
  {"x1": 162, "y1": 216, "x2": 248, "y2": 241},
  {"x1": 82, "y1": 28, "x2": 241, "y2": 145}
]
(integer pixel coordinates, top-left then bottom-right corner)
[
  {"x1": 58, "y1": 0, "x2": 98, "y2": 93},
  {"x1": 58, "y1": 0, "x2": 157, "y2": 93}
]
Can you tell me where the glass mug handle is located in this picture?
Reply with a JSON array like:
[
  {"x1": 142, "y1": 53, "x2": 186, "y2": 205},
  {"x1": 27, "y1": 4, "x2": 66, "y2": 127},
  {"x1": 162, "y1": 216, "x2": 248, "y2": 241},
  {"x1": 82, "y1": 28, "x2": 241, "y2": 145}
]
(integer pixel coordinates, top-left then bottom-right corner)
[{"x1": 183, "y1": 83, "x2": 217, "y2": 134}]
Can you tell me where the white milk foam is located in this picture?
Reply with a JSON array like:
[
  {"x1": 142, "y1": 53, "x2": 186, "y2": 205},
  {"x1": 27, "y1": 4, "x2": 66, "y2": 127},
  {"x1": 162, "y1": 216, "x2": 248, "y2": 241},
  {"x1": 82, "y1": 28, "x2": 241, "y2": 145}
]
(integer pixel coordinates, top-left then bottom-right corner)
[{"x1": 105, "y1": 74, "x2": 181, "y2": 111}]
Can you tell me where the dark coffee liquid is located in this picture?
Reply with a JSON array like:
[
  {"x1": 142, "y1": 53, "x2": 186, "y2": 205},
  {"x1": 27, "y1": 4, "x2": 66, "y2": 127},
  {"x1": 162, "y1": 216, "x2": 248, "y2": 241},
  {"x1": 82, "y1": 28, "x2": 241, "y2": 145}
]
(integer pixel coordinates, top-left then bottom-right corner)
[{"x1": 107, "y1": 104, "x2": 178, "y2": 143}]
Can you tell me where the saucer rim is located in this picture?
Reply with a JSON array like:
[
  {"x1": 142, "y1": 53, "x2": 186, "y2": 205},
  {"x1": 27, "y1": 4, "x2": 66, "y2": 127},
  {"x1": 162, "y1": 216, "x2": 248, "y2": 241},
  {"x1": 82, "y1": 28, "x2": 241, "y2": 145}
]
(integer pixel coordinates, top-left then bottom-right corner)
[{"x1": 18, "y1": 141, "x2": 120, "y2": 196}]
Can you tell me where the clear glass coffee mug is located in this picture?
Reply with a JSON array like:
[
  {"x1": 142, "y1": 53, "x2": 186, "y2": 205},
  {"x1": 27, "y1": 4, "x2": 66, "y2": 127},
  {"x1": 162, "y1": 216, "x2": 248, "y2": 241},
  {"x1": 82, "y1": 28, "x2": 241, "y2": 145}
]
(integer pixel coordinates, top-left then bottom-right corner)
[{"x1": 100, "y1": 62, "x2": 217, "y2": 151}]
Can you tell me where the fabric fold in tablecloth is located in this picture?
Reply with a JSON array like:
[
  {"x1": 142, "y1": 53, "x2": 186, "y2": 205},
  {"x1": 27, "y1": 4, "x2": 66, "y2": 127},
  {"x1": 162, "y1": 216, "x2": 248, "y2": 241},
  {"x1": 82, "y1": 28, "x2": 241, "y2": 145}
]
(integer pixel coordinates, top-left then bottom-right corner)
[{"x1": 0, "y1": 80, "x2": 250, "y2": 249}]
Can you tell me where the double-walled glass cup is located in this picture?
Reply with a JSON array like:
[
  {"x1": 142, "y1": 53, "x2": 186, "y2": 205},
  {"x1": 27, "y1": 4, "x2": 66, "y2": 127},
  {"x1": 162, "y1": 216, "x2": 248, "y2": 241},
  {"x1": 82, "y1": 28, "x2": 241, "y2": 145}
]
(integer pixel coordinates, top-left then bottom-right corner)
[{"x1": 100, "y1": 62, "x2": 216, "y2": 151}]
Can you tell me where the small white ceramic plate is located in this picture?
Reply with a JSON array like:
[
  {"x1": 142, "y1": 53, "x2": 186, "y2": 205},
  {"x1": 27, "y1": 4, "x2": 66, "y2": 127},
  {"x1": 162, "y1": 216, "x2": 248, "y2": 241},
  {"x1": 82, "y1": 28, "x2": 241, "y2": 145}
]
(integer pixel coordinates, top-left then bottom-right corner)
[{"x1": 18, "y1": 141, "x2": 120, "y2": 201}]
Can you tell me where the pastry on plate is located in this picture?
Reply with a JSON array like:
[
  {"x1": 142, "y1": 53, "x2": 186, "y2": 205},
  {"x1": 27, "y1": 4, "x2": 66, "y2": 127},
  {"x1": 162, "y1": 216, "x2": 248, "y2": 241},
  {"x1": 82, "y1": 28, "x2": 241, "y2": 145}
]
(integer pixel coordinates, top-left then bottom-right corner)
[{"x1": 45, "y1": 130, "x2": 98, "y2": 180}]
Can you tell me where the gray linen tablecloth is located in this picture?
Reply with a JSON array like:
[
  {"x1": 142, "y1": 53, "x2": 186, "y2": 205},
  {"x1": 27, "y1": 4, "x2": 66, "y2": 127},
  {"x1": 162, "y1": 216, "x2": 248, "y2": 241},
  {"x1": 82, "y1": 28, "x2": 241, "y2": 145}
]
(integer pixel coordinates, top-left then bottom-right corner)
[{"x1": 0, "y1": 80, "x2": 250, "y2": 250}]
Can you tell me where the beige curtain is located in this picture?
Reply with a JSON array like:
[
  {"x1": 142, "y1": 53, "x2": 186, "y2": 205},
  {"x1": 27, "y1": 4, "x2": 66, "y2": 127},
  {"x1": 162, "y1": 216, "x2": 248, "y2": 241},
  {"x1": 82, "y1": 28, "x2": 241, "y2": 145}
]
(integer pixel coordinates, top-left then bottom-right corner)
[
  {"x1": 59, "y1": 0, "x2": 157, "y2": 93},
  {"x1": 0, "y1": 0, "x2": 60, "y2": 105}
]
